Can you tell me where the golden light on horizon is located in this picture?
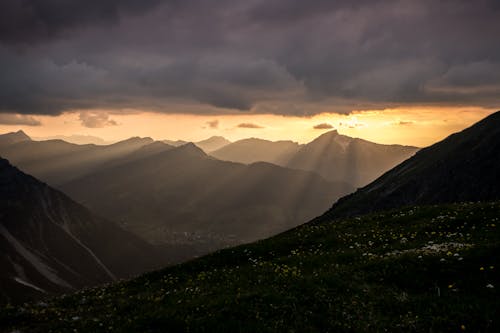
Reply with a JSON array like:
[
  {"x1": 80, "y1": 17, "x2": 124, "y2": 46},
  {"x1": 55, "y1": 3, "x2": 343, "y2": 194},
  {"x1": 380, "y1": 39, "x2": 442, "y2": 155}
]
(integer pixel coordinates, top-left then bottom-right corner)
[{"x1": 0, "y1": 107, "x2": 496, "y2": 147}]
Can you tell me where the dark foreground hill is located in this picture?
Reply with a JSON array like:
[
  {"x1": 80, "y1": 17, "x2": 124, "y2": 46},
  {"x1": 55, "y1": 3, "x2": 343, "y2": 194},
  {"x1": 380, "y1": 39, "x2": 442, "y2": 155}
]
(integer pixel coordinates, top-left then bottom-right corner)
[
  {"x1": 0, "y1": 158, "x2": 168, "y2": 304},
  {"x1": 2, "y1": 201, "x2": 498, "y2": 332},
  {"x1": 324, "y1": 111, "x2": 500, "y2": 219}
]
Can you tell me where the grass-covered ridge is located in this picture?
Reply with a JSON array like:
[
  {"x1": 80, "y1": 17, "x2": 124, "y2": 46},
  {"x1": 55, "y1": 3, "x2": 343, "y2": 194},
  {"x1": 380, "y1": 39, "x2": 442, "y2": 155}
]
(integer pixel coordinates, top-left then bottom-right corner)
[{"x1": 2, "y1": 201, "x2": 499, "y2": 332}]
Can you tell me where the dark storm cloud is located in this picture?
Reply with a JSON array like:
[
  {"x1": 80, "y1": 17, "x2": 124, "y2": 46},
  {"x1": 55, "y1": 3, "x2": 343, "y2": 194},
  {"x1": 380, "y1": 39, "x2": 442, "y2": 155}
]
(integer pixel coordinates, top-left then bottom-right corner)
[
  {"x1": 0, "y1": 0, "x2": 499, "y2": 116},
  {"x1": 0, "y1": 0, "x2": 163, "y2": 44}
]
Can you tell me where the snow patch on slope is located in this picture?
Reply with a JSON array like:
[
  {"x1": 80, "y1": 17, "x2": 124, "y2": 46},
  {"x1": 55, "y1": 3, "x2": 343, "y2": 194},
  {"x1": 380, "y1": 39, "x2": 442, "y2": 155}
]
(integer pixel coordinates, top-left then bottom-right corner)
[
  {"x1": 0, "y1": 225, "x2": 72, "y2": 289},
  {"x1": 13, "y1": 277, "x2": 47, "y2": 294}
]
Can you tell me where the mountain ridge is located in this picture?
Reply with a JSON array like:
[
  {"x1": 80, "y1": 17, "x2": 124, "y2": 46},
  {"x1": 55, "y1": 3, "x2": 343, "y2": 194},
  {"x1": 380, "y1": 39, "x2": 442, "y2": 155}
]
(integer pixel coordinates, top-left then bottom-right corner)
[
  {"x1": 60, "y1": 143, "x2": 353, "y2": 246},
  {"x1": 322, "y1": 110, "x2": 500, "y2": 219}
]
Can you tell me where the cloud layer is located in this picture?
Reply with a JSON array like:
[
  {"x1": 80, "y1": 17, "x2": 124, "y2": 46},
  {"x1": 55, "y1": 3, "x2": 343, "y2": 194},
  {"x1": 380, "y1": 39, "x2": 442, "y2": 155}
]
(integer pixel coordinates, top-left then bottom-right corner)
[
  {"x1": 79, "y1": 112, "x2": 117, "y2": 128},
  {"x1": 1, "y1": 0, "x2": 499, "y2": 116},
  {"x1": 0, "y1": 113, "x2": 41, "y2": 126}
]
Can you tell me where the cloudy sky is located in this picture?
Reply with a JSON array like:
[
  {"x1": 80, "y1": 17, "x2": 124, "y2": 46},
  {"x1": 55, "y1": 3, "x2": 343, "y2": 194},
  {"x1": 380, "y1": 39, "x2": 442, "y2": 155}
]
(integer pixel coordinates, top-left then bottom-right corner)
[{"x1": 0, "y1": 0, "x2": 498, "y2": 145}]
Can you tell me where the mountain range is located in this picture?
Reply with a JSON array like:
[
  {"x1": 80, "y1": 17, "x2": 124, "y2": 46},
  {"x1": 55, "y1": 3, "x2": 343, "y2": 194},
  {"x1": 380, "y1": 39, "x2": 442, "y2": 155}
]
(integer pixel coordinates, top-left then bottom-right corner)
[
  {"x1": 163, "y1": 136, "x2": 231, "y2": 153},
  {"x1": 60, "y1": 143, "x2": 352, "y2": 244},
  {"x1": 211, "y1": 130, "x2": 419, "y2": 187},
  {"x1": 0, "y1": 129, "x2": 419, "y2": 249},
  {"x1": 0, "y1": 135, "x2": 154, "y2": 185}
]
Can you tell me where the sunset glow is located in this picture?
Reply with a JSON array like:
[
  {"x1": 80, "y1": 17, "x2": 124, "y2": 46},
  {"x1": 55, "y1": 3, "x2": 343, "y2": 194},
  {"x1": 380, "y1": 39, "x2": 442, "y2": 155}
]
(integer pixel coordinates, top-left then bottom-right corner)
[{"x1": 0, "y1": 107, "x2": 495, "y2": 147}]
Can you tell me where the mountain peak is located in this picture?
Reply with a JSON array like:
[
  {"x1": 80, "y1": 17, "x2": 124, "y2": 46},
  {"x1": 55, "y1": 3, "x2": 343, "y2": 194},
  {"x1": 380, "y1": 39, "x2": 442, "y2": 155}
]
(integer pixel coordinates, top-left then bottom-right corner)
[
  {"x1": 310, "y1": 129, "x2": 351, "y2": 146},
  {"x1": 326, "y1": 129, "x2": 339, "y2": 135},
  {"x1": 205, "y1": 135, "x2": 227, "y2": 141},
  {"x1": 0, "y1": 130, "x2": 32, "y2": 146},
  {"x1": 112, "y1": 136, "x2": 154, "y2": 146},
  {"x1": 194, "y1": 136, "x2": 231, "y2": 153},
  {"x1": 175, "y1": 142, "x2": 207, "y2": 157},
  {"x1": 15, "y1": 129, "x2": 28, "y2": 136}
]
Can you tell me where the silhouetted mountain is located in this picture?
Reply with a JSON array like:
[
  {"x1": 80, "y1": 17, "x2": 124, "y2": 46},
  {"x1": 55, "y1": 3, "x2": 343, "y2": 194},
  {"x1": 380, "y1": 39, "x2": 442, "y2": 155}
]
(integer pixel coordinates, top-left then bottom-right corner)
[
  {"x1": 32, "y1": 134, "x2": 111, "y2": 145},
  {"x1": 61, "y1": 144, "x2": 353, "y2": 245},
  {"x1": 0, "y1": 136, "x2": 154, "y2": 185},
  {"x1": 286, "y1": 130, "x2": 418, "y2": 187},
  {"x1": 211, "y1": 138, "x2": 301, "y2": 165},
  {"x1": 0, "y1": 130, "x2": 31, "y2": 147},
  {"x1": 210, "y1": 132, "x2": 418, "y2": 188},
  {"x1": 324, "y1": 111, "x2": 500, "y2": 219},
  {"x1": 99, "y1": 141, "x2": 175, "y2": 169},
  {"x1": 0, "y1": 158, "x2": 166, "y2": 304},
  {"x1": 194, "y1": 136, "x2": 231, "y2": 152}
]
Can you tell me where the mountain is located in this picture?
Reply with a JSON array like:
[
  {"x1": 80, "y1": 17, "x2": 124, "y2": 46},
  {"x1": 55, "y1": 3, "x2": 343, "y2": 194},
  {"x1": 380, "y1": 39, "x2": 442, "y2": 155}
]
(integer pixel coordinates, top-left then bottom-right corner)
[
  {"x1": 0, "y1": 157, "x2": 166, "y2": 304},
  {"x1": 0, "y1": 136, "x2": 154, "y2": 185},
  {"x1": 286, "y1": 130, "x2": 419, "y2": 187},
  {"x1": 61, "y1": 143, "x2": 353, "y2": 245},
  {"x1": 4, "y1": 200, "x2": 499, "y2": 332},
  {"x1": 163, "y1": 139, "x2": 188, "y2": 147},
  {"x1": 324, "y1": 111, "x2": 500, "y2": 219},
  {"x1": 0, "y1": 130, "x2": 31, "y2": 147},
  {"x1": 194, "y1": 136, "x2": 231, "y2": 153},
  {"x1": 210, "y1": 132, "x2": 418, "y2": 188},
  {"x1": 211, "y1": 138, "x2": 301, "y2": 165},
  {"x1": 32, "y1": 134, "x2": 111, "y2": 145},
  {"x1": 97, "y1": 141, "x2": 175, "y2": 169}
]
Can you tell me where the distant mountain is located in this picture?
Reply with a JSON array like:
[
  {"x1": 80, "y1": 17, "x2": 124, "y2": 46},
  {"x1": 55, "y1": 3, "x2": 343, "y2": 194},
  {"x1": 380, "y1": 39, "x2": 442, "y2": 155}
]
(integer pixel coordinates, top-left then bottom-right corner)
[
  {"x1": 0, "y1": 157, "x2": 166, "y2": 304},
  {"x1": 286, "y1": 130, "x2": 419, "y2": 187},
  {"x1": 210, "y1": 132, "x2": 418, "y2": 188},
  {"x1": 324, "y1": 111, "x2": 500, "y2": 219},
  {"x1": 163, "y1": 139, "x2": 188, "y2": 147},
  {"x1": 0, "y1": 136, "x2": 154, "y2": 185},
  {"x1": 211, "y1": 138, "x2": 301, "y2": 165},
  {"x1": 61, "y1": 143, "x2": 353, "y2": 245},
  {"x1": 194, "y1": 136, "x2": 231, "y2": 153},
  {"x1": 0, "y1": 130, "x2": 31, "y2": 147},
  {"x1": 32, "y1": 134, "x2": 111, "y2": 145}
]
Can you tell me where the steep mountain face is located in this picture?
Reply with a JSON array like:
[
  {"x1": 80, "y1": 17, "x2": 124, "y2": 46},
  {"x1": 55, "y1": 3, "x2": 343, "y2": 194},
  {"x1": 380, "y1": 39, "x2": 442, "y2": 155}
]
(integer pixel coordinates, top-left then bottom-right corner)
[
  {"x1": 0, "y1": 158, "x2": 166, "y2": 304},
  {"x1": 194, "y1": 136, "x2": 231, "y2": 153},
  {"x1": 324, "y1": 111, "x2": 500, "y2": 219},
  {"x1": 0, "y1": 130, "x2": 31, "y2": 147},
  {"x1": 0, "y1": 135, "x2": 154, "y2": 185},
  {"x1": 211, "y1": 138, "x2": 301, "y2": 165},
  {"x1": 286, "y1": 130, "x2": 419, "y2": 187},
  {"x1": 61, "y1": 144, "x2": 353, "y2": 245}
]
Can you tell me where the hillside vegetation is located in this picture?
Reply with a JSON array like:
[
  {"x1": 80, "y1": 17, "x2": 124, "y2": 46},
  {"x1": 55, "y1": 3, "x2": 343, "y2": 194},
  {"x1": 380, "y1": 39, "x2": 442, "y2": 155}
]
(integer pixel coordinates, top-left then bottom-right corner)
[{"x1": 2, "y1": 201, "x2": 498, "y2": 332}]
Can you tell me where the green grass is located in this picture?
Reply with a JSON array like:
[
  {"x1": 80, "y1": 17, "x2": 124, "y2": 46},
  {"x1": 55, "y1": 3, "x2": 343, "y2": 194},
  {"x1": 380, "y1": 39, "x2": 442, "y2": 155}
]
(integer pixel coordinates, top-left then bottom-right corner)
[{"x1": 1, "y1": 201, "x2": 499, "y2": 332}]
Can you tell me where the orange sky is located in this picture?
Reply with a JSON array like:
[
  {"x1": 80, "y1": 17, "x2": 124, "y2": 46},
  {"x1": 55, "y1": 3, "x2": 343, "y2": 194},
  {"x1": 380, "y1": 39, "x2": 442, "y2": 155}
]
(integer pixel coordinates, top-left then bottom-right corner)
[{"x1": 0, "y1": 107, "x2": 496, "y2": 147}]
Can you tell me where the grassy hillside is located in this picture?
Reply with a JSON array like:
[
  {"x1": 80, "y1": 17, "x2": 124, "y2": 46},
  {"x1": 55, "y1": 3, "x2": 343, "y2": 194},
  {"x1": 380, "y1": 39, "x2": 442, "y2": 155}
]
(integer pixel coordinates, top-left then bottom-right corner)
[{"x1": 1, "y1": 201, "x2": 499, "y2": 332}]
